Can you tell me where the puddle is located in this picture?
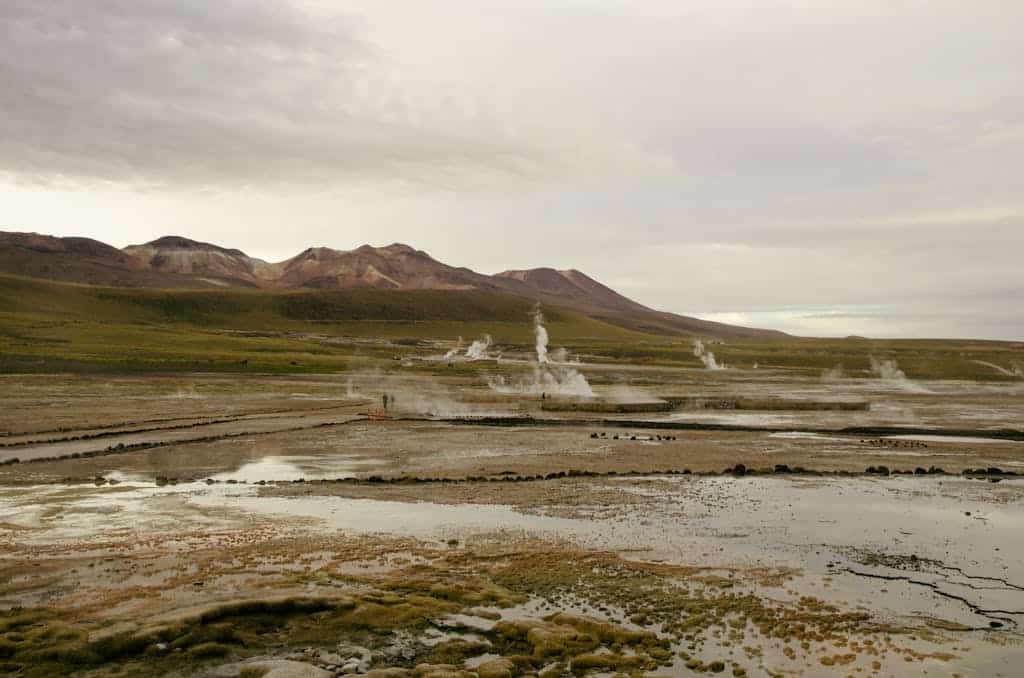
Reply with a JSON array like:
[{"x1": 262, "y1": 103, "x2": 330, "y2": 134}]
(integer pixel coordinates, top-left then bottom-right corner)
[
  {"x1": 3, "y1": 474, "x2": 1023, "y2": 658},
  {"x1": 665, "y1": 411, "x2": 840, "y2": 427},
  {"x1": 191, "y1": 491, "x2": 590, "y2": 540},
  {"x1": 767, "y1": 431, "x2": 833, "y2": 441},
  {"x1": 629, "y1": 476, "x2": 1024, "y2": 631},
  {"x1": 192, "y1": 476, "x2": 1024, "y2": 629},
  {"x1": 210, "y1": 455, "x2": 375, "y2": 482},
  {"x1": 0, "y1": 482, "x2": 230, "y2": 541}
]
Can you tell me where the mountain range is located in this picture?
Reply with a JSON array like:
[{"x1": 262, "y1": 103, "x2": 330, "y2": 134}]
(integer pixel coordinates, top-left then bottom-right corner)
[{"x1": 0, "y1": 231, "x2": 781, "y2": 337}]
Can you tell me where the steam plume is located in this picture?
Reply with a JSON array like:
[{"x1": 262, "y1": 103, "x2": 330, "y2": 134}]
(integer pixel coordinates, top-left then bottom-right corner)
[
  {"x1": 343, "y1": 368, "x2": 491, "y2": 417},
  {"x1": 972, "y1": 360, "x2": 1024, "y2": 379},
  {"x1": 549, "y1": 347, "x2": 579, "y2": 364},
  {"x1": 444, "y1": 336, "x2": 464, "y2": 360},
  {"x1": 869, "y1": 356, "x2": 906, "y2": 381},
  {"x1": 534, "y1": 307, "x2": 549, "y2": 364},
  {"x1": 488, "y1": 305, "x2": 593, "y2": 397},
  {"x1": 465, "y1": 334, "x2": 493, "y2": 360},
  {"x1": 868, "y1": 356, "x2": 930, "y2": 392},
  {"x1": 821, "y1": 364, "x2": 845, "y2": 381},
  {"x1": 692, "y1": 339, "x2": 725, "y2": 370}
]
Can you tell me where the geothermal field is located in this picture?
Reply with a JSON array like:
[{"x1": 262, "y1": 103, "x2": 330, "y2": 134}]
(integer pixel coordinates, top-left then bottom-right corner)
[
  {"x1": 0, "y1": 311, "x2": 1022, "y2": 678},
  {"x1": 4, "y1": 0, "x2": 1023, "y2": 674}
]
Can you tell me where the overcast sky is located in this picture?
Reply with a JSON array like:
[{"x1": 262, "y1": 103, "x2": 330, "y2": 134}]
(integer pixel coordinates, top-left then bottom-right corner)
[{"x1": 2, "y1": 1, "x2": 1022, "y2": 339}]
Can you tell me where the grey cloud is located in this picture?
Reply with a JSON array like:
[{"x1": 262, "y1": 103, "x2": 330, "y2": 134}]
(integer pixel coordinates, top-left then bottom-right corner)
[
  {"x1": 721, "y1": 217, "x2": 1024, "y2": 253},
  {"x1": 0, "y1": 1, "x2": 1022, "y2": 339},
  {"x1": 0, "y1": 0, "x2": 562, "y2": 186}
]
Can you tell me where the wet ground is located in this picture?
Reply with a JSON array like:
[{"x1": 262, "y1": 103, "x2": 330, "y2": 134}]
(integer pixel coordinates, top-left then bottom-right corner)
[{"x1": 1, "y1": 369, "x2": 1022, "y2": 676}]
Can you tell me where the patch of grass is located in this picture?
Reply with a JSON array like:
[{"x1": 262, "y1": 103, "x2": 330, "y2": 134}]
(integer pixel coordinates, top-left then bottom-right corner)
[
  {"x1": 583, "y1": 335, "x2": 1024, "y2": 380},
  {"x1": 0, "y1": 593, "x2": 458, "y2": 677},
  {"x1": 1, "y1": 273, "x2": 1021, "y2": 378},
  {"x1": 0, "y1": 274, "x2": 651, "y2": 374},
  {"x1": 0, "y1": 273, "x2": 574, "y2": 328}
]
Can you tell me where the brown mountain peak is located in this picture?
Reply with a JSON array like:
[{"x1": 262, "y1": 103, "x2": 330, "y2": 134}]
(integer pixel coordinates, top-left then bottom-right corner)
[
  {"x1": 140, "y1": 235, "x2": 249, "y2": 258},
  {"x1": 0, "y1": 229, "x2": 783, "y2": 337}
]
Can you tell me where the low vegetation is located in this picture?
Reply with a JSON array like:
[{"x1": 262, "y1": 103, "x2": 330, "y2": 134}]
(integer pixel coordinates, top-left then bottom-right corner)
[{"x1": 1, "y1": 273, "x2": 1021, "y2": 378}]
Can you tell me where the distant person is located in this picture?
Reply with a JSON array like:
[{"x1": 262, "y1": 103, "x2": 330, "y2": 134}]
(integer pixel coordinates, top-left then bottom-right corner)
[{"x1": 382, "y1": 394, "x2": 389, "y2": 410}]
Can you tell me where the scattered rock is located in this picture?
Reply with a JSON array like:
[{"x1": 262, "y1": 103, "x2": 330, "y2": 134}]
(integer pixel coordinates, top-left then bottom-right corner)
[
  {"x1": 379, "y1": 632, "x2": 419, "y2": 663},
  {"x1": 363, "y1": 670, "x2": 413, "y2": 678},
  {"x1": 210, "y1": 659, "x2": 333, "y2": 678},
  {"x1": 318, "y1": 651, "x2": 344, "y2": 666},
  {"x1": 413, "y1": 663, "x2": 474, "y2": 678},
  {"x1": 336, "y1": 642, "x2": 373, "y2": 673},
  {"x1": 475, "y1": 658, "x2": 515, "y2": 678}
]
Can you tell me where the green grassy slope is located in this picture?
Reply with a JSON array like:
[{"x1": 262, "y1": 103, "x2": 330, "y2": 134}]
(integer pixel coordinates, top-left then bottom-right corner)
[
  {"x1": 576, "y1": 336, "x2": 1024, "y2": 380},
  {"x1": 0, "y1": 274, "x2": 650, "y2": 373},
  {"x1": 705, "y1": 336, "x2": 1024, "y2": 380},
  {"x1": 1, "y1": 274, "x2": 1021, "y2": 378},
  {"x1": 0, "y1": 273, "x2": 559, "y2": 325}
]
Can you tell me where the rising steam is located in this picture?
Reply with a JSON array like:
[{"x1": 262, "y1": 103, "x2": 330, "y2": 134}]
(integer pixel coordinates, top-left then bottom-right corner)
[
  {"x1": 972, "y1": 360, "x2": 1024, "y2": 379},
  {"x1": 443, "y1": 334, "x2": 494, "y2": 361},
  {"x1": 821, "y1": 364, "x2": 845, "y2": 381},
  {"x1": 444, "y1": 336, "x2": 464, "y2": 360},
  {"x1": 343, "y1": 368, "x2": 493, "y2": 417},
  {"x1": 868, "y1": 356, "x2": 930, "y2": 392},
  {"x1": 869, "y1": 356, "x2": 906, "y2": 381},
  {"x1": 465, "y1": 334, "x2": 493, "y2": 360},
  {"x1": 534, "y1": 308, "x2": 549, "y2": 364},
  {"x1": 344, "y1": 378, "x2": 361, "y2": 398},
  {"x1": 548, "y1": 347, "x2": 579, "y2": 364},
  {"x1": 693, "y1": 339, "x2": 725, "y2": 370},
  {"x1": 488, "y1": 305, "x2": 593, "y2": 397}
]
